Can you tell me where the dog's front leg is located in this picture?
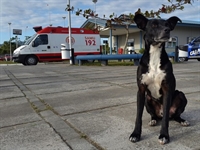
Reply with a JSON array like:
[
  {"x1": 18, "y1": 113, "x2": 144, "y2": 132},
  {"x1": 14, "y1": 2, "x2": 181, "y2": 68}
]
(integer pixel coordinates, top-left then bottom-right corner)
[
  {"x1": 129, "y1": 85, "x2": 146, "y2": 143},
  {"x1": 158, "y1": 85, "x2": 172, "y2": 144}
]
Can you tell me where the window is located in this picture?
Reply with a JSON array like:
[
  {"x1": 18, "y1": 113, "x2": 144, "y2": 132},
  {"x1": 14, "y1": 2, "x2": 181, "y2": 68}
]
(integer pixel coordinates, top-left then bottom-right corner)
[
  {"x1": 193, "y1": 37, "x2": 200, "y2": 45},
  {"x1": 127, "y1": 39, "x2": 134, "y2": 46},
  {"x1": 187, "y1": 37, "x2": 196, "y2": 43},
  {"x1": 166, "y1": 37, "x2": 177, "y2": 48},
  {"x1": 25, "y1": 34, "x2": 37, "y2": 45},
  {"x1": 34, "y1": 34, "x2": 48, "y2": 45}
]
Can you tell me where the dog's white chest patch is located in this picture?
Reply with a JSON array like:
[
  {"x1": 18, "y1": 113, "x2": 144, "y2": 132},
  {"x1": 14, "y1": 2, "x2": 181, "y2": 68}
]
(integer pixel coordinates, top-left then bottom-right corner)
[{"x1": 141, "y1": 45, "x2": 166, "y2": 99}]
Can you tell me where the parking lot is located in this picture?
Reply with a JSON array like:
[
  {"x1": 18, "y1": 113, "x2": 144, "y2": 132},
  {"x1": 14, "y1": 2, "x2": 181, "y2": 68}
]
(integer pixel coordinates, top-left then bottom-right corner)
[{"x1": 0, "y1": 61, "x2": 200, "y2": 150}]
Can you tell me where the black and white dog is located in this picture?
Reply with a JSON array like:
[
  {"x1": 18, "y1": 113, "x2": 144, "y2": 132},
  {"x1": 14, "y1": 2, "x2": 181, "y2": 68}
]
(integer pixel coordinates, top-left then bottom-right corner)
[{"x1": 129, "y1": 14, "x2": 190, "y2": 145}]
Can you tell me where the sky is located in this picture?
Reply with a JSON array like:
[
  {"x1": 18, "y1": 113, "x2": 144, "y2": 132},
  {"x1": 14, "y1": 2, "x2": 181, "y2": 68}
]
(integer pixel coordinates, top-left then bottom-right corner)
[{"x1": 0, "y1": 0, "x2": 199, "y2": 44}]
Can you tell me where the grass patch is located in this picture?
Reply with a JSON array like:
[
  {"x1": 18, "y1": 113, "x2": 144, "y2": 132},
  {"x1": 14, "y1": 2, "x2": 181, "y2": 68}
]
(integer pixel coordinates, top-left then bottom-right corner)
[
  {"x1": 79, "y1": 60, "x2": 134, "y2": 66},
  {"x1": 0, "y1": 61, "x2": 17, "y2": 64},
  {"x1": 0, "y1": 60, "x2": 136, "y2": 66},
  {"x1": 108, "y1": 61, "x2": 134, "y2": 66}
]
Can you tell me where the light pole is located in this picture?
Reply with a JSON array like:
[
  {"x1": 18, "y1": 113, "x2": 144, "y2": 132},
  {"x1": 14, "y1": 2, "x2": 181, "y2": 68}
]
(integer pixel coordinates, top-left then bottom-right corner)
[
  {"x1": 46, "y1": 3, "x2": 51, "y2": 26},
  {"x1": 25, "y1": 26, "x2": 28, "y2": 40},
  {"x1": 8, "y1": 22, "x2": 12, "y2": 61},
  {"x1": 67, "y1": 0, "x2": 72, "y2": 64},
  {"x1": 62, "y1": 16, "x2": 66, "y2": 27},
  {"x1": 15, "y1": 36, "x2": 18, "y2": 49},
  {"x1": 92, "y1": 0, "x2": 97, "y2": 29}
]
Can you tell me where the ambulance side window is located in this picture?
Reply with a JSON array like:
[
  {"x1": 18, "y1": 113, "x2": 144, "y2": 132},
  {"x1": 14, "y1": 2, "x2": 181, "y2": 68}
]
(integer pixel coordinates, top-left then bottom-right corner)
[{"x1": 34, "y1": 35, "x2": 48, "y2": 46}]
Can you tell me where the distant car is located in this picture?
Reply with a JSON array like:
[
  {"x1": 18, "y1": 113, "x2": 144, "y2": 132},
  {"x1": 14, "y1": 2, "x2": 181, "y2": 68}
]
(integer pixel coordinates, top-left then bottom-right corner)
[
  {"x1": 0, "y1": 56, "x2": 5, "y2": 61},
  {"x1": 4, "y1": 54, "x2": 12, "y2": 61},
  {"x1": 178, "y1": 36, "x2": 200, "y2": 61}
]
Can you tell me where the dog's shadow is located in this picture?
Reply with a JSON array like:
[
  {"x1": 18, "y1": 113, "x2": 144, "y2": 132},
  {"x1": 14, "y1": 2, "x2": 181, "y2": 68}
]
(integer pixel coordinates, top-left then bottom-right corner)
[
  {"x1": 172, "y1": 109, "x2": 200, "y2": 143},
  {"x1": 142, "y1": 109, "x2": 200, "y2": 143}
]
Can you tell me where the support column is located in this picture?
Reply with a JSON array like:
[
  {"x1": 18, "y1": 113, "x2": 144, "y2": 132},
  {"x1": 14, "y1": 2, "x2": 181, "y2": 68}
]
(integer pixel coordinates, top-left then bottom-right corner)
[
  {"x1": 116, "y1": 35, "x2": 119, "y2": 54},
  {"x1": 110, "y1": 29, "x2": 112, "y2": 54}
]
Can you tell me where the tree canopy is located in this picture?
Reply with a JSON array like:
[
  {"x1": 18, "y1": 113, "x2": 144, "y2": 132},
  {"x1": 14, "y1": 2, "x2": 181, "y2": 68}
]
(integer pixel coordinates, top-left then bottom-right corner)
[
  {"x1": 0, "y1": 37, "x2": 23, "y2": 54},
  {"x1": 74, "y1": 0, "x2": 194, "y2": 27},
  {"x1": 70, "y1": 0, "x2": 195, "y2": 54}
]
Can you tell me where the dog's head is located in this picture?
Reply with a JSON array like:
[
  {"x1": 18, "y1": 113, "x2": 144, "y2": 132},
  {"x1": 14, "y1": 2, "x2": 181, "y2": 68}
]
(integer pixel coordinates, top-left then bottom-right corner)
[{"x1": 134, "y1": 14, "x2": 181, "y2": 45}]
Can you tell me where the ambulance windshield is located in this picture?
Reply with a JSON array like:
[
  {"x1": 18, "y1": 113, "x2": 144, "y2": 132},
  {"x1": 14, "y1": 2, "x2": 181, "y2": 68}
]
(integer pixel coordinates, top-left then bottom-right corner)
[{"x1": 24, "y1": 34, "x2": 37, "y2": 45}]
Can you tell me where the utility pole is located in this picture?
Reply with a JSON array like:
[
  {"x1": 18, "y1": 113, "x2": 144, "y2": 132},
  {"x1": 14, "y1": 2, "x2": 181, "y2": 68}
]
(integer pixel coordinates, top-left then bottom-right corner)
[
  {"x1": 62, "y1": 16, "x2": 66, "y2": 27},
  {"x1": 92, "y1": 0, "x2": 98, "y2": 29},
  {"x1": 46, "y1": 3, "x2": 51, "y2": 26},
  {"x1": 15, "y1": 36, "x2": 18, "y2": 49},
  {"x1": 67, "y1": 0, "x2": 72, "y2": 65},
  {"x1": 25, "y1": 26, "x2": 28, "y2": 38},
  {"x1": 8, "y1": 22, "x2": 12, "y2": 61}
]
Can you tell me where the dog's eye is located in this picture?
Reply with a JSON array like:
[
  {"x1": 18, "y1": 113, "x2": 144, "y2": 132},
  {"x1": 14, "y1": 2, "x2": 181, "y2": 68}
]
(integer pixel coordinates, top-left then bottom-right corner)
[{"x1": 165, "y1": 23, "x2": 169, "y2": 27}]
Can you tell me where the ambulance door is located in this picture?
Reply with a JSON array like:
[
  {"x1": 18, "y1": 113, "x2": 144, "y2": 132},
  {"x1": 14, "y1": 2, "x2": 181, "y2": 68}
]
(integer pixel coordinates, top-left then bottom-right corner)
[{"x1": 32, "y1": 34, "x2": 52, "y2": 61}]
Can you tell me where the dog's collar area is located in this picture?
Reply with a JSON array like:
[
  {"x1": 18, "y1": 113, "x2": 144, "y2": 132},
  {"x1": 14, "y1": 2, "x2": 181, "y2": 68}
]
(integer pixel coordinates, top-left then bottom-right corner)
[
  {"x1": 154, "y1": 39, "x2": 169, "y2": 43},
  {"x1": 151, "y1": 42, "x2": 164, "y2": 48},
  {"x1": 144, "y1": 38, "x2": 165, "y2": 48}
]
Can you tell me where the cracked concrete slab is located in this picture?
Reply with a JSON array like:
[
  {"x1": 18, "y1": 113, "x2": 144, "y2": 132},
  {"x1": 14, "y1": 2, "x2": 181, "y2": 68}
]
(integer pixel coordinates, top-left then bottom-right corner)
[
  {"x1": 0, "y1": 60, "x2": 199, "y2": 150},
  {"x1": 0, "y1": 97, "x2": 41, "y2": 128},
  {"x1": 0, "y1": 121, "x2": 70, "y2": 150}
]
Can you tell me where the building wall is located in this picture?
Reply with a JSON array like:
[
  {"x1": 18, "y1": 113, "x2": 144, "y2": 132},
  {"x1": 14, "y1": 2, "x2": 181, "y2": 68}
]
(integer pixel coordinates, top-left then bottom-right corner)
[
  {"x1": 171, "y1": 26, "x2": 200, "y2": 45},
  {"x1": 113, "y1": 26, "x2": 200, "y2": 53},
  {"x1": 115, "y1": 32, "x2": 143, "y2": 53}
]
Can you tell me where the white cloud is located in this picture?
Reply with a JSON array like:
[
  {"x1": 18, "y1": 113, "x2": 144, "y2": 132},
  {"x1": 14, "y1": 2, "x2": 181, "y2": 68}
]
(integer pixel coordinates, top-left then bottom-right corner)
[{"x1": 0, "y1": 0, "x2": 199, "y2": 44}]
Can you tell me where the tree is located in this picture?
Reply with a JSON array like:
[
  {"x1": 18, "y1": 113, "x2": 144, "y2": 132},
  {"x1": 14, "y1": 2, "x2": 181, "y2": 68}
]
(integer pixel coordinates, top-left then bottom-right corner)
[
  {"x1": 73, "y1": 0, "x2": 195, "y2": 54},
  {"x1": 0, "y1": 37, "x2": 23, "y2": 54},
  {"x1": 0, "y1": 41, "x2": 15, "y2": 54}
]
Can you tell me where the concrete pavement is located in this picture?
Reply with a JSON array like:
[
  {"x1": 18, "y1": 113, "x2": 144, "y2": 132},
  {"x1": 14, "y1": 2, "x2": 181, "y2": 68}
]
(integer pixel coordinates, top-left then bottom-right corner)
[{"x1": 0, "y1": 60, "x2": 200, "y2": 150}]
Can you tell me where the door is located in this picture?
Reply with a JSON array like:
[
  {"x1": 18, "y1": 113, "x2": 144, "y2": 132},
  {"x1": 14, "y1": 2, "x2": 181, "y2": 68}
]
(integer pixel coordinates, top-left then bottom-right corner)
[
  {"x1": 32, "y1": 34, "x2": 52, "y2": 61},
  {"x1": 189, "y1": 37, "x2": 200, "y2": 58}
]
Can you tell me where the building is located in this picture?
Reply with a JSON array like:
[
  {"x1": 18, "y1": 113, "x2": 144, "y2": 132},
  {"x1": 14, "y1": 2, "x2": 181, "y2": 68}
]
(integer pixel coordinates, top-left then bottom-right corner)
[{"x1": 81, "y1": 15, "x2": 200, "y2": 54}]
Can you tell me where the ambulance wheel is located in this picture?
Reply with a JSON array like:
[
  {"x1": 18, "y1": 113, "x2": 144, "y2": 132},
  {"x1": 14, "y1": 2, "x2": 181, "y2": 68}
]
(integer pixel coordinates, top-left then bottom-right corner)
[
  {"x1": 22, "y1": 62, "x2": 27, "y2": 66},
  {"x1": 197, "y1": 58, "x2": 200, "y2": 61},
  {"x1": 25, "y1": 55, "x2": 38, "y2": 65}
]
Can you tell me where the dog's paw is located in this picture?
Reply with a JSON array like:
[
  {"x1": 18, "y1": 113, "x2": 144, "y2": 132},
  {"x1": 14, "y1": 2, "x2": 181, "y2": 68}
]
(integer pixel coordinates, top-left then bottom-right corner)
[
  {"x1": 158, "y1": 134, "x2": 169, "y2": 145},
  {"x1": 129, "y1": 133, "x2": 141, "y2": 143},
  {"x1": 181, "y1": 120, "x2": 190, "y2": 126},
  {"x1": 148, "y1": 120, "x2": 157, "y2": 126}
]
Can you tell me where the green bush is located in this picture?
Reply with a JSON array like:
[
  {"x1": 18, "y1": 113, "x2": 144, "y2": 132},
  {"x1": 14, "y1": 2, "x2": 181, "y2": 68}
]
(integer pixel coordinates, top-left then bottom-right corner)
[{"x1": 139, "y1": 48, "x2": 145, "y2": 54}]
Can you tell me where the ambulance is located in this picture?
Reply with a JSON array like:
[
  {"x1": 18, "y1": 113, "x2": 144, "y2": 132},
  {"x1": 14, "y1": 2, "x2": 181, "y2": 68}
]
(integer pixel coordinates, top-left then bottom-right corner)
[{"x1": 13, "y1": 26, "x2": 101, "y2": 65}]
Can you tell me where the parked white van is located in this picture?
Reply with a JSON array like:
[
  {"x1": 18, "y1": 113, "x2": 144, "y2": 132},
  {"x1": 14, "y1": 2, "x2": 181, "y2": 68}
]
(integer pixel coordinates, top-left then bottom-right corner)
[{"x1": 13, "y1": 26, "x2": 101, "y2": 65}]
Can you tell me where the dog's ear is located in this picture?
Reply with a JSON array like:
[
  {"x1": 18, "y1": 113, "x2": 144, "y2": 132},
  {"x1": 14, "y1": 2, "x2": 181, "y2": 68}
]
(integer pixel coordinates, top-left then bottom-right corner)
[
  {"x1": 134, "y1": 14, "x2": 148, "y2": 30},
  {"x1": 167, "y1": 16, "x2": 182, "y2": 31}
]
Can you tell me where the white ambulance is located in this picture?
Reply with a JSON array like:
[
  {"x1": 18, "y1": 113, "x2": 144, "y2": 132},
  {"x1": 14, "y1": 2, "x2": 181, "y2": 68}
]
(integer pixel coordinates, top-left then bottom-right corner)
[{"x1": 13, "y1": 26, "x2": 101, "y2": 65}]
